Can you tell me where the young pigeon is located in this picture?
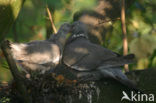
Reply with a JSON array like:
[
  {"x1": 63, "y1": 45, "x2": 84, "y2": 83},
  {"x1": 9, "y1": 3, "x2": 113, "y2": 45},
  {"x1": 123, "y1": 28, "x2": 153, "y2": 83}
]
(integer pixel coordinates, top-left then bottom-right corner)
[
  {"x1": 10, "y1": 23, "x2": 71, "y2": 75},
  {"x1": 63, "y1": 21, "x2": 136, "y2": 89}
]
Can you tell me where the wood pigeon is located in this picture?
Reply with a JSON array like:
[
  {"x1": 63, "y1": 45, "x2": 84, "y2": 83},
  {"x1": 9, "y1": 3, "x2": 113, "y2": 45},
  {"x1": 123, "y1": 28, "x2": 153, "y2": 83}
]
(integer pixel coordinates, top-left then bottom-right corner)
[
  {"x1": 10, "y1": 23, "x2": 71, "y2": 75},
  {"x1": 63, "y1": 21, "x2": 136, "y2": 89}
]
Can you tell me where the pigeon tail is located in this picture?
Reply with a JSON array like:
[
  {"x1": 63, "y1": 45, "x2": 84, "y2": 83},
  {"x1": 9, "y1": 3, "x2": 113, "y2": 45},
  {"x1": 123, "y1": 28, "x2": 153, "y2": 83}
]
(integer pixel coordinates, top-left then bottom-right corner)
[{"x1": 98, "y1": 67, "x2": 138, "y2": 91}]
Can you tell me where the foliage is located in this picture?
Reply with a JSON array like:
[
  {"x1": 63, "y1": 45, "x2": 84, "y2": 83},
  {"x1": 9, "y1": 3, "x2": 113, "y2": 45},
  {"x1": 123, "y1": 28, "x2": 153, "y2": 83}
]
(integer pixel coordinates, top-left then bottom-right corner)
[
  {"x1": 0, "y1": 0, "x2": 25, "y2": 42},
  {"x1": 0, "y1": 97, "x2": 10, "y2": 103},
  {"x1": 106, "y1": 0, "x2": 156, "y2": 70},
  {"x1": 0, "y1": 0, "x2": 155, "y2": 82}
]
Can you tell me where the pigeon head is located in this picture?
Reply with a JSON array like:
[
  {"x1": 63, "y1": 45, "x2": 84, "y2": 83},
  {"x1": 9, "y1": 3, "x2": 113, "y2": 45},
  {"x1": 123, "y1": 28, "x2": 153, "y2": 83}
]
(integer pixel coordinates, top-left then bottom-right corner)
[
  {"x1": 71, "y1": 21, "x2": 88, "y2": 39},
  {"x1": 49, "y1": 23, "x2": 72, "y2": 44},
  {"x1": 57, "y1": 23, "x2": 72, "y2": 35}
]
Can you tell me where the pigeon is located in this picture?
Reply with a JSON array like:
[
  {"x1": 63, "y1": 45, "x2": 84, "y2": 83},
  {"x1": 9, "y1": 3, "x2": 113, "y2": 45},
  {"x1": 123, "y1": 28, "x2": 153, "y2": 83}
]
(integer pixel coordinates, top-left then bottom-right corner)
[
  {"x1": 10, "y1": 23, "x2": 71, "y2": 75},
  {"x1": 63, "y1": 21, "x2": 137, "y2": 89}
]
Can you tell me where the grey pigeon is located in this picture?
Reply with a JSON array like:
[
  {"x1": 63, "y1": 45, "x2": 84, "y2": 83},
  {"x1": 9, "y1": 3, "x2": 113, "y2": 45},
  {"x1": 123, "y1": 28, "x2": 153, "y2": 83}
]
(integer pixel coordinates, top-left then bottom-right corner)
[
  {"x1": 10, "y1": 23, "x2": 71, "y2": 75},
  {"x1": 63, "y1": 21, "x2": 136, "y2": 89}
]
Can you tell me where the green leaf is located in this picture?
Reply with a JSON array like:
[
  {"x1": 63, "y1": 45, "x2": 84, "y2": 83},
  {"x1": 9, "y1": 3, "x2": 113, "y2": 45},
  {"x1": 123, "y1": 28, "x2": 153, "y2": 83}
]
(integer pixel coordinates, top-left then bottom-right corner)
[{"x1": 0, "y1": 0, "x2": 25, "y2": 43}]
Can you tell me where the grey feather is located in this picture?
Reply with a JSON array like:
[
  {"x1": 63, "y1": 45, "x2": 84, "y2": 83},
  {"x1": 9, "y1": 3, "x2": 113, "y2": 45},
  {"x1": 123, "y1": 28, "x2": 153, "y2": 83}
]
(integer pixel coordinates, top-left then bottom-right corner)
[
  {"x1": 63, "y1": 21, "x2": 136, "y2": 89},
  {"x1": 63, "y1": 22, "x2": 134, "y2": 71},
  {"x1": 11, "y1": 23, "x2": 71, "y2": 74}
]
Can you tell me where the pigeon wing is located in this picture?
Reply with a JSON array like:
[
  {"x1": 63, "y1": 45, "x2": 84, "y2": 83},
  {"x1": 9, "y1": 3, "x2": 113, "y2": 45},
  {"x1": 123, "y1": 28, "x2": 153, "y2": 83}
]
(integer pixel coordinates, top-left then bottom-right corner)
[
  {"x1": 63, "y1": 38, "x2": 117, "y2": 71},
  {"x1": 11, "y1": 40, "x2": 61, "y2": 65}
]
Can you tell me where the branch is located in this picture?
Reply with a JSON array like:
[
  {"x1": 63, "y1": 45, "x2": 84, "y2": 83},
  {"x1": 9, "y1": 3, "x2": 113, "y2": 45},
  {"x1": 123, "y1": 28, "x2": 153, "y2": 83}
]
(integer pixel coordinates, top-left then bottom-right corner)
[
  {"x1": 1, "y1": 40, "x2": 32, "y2": 103},
  {"x1": 98, "y1": 18, "x2": 120, "y2": 25},
  {"x1": 46, "y1": 6, "x2": 57, "y2": 34},
  {"x1": 121, "y1": 0, "x2": 129, "y2": 72}
]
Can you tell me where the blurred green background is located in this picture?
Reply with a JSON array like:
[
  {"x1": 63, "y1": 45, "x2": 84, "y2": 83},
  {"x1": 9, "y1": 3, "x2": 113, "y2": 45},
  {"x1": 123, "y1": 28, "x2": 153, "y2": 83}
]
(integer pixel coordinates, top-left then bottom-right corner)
[{"x1": 0, "y1": 0, "x2": 156, "y2": 83}]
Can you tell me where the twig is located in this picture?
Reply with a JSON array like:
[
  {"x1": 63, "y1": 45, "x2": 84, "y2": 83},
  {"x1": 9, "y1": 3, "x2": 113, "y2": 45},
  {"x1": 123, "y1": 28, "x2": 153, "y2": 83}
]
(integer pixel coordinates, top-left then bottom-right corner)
[
  {"x1": 98, "y1": 18, "x2": 120, "y2": 25},
  {"x1": 121, "y1": 0, "x2": 129, "y2": 72},
  {"x1": 1, "y1": 40, "x2": 32, "y2": 103},
  {"x1": 46, "y1": 6, "x2": 57, "y2": 34}
]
